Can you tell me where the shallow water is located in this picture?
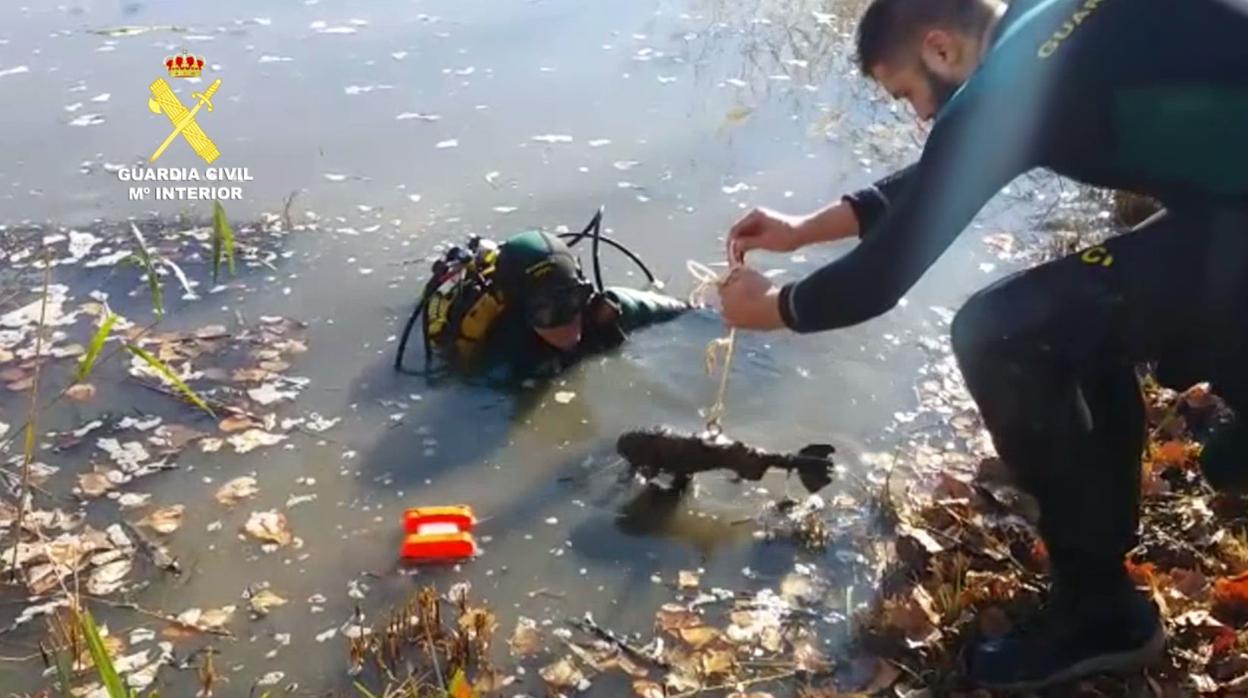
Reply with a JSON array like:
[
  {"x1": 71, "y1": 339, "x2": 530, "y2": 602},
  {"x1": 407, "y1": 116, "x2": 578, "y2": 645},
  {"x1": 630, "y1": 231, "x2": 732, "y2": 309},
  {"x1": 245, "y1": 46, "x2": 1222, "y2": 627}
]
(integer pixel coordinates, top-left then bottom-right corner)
[{"x1": 0, "y1": 0, "x2": 1042, "y2": 693}]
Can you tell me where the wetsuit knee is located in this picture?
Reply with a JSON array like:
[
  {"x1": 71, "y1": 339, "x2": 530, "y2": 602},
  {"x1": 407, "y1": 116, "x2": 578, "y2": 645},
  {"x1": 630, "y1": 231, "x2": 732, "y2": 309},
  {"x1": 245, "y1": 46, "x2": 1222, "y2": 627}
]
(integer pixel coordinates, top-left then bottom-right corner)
[{"x1": 950, "y1": 283, "x2": 1014, "y2": 372}]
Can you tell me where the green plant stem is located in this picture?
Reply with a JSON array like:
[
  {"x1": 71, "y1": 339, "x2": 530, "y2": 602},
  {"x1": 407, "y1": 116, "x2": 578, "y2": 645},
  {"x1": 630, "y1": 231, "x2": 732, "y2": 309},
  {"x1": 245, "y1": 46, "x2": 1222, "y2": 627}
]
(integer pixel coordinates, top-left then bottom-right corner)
[{"x1": 8, "y1": 252, "x2": 51, "y2": 582}]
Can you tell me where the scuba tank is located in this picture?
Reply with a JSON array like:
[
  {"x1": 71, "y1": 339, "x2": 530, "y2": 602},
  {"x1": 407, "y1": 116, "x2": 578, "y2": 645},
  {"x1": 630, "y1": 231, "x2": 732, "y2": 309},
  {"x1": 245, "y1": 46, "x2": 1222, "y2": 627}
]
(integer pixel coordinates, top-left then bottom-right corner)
[
  {"x1": 407, "y1": 235, "x2": 504, "y2": 374},
  {"x1": 394, "y1": 208, "x2": 658, "y2": 376}
]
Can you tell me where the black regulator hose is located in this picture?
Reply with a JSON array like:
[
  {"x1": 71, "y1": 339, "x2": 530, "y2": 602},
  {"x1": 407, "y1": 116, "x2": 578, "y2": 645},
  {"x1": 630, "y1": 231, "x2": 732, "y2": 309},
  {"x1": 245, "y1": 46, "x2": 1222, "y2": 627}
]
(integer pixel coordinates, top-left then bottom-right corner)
[
  {"x1": 393, "y1": 277, "x2": 437, "y2": 374},
  {"x1": 557, "y1": 207, "x2": 656, "y2": 288}
]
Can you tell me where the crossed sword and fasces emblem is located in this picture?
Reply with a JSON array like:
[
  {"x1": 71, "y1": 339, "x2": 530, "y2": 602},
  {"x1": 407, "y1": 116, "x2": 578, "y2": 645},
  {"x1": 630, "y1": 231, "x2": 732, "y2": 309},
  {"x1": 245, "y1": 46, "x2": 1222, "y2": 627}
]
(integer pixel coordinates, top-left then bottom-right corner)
[{"x1": 147, "y1": 77, "x2": 222, "y2": 163}]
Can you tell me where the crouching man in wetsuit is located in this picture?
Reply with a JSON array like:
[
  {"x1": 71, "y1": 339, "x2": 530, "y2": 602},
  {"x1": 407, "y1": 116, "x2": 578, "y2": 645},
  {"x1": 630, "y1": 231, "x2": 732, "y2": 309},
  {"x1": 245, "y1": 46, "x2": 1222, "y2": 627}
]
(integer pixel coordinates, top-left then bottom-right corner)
[
  {"x1": 478, "y1": 229, "x2": 687, "y2": 382},
  {"x1": 717, "y1": 0, "x2": 1248, "y2": 689}
]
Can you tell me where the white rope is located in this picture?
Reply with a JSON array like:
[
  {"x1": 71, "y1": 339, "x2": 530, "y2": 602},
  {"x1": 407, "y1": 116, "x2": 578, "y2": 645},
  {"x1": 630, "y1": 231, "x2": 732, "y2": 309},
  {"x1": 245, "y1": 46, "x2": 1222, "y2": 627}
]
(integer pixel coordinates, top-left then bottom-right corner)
[{"x1": 687, "y1": 260, "x2": 736, "y2": 436}]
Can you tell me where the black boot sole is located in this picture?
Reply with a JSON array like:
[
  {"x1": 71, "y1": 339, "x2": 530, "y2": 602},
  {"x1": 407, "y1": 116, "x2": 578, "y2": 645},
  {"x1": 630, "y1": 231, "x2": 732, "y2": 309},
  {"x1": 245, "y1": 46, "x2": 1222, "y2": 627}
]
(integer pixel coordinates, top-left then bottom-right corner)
[{"x1": 975, "y1": 625, "x2": 1166, "y2": 691}]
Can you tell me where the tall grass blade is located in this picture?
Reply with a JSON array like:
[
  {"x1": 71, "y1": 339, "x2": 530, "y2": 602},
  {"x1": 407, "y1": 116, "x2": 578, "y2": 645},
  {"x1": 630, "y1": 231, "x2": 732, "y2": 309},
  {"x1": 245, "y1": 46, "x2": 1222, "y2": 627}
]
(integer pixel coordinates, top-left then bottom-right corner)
[
  {"x1": 76, "y1": 314, "x2": 117, "y2": 383},
  {"x1": 212, "y1": 200, "x2": 236, "y2": 284},
  {"x1": 128, "y1": 223, "x2": 164, "y2": 318},
  {"x1": 79, "y1": 609, "x2": 129, "y2": 697},
  {"x1": 125, "y1": 344, "x2": 215, "y2": 417},
  {"x1": 353, "y1": 683, "x2": 380, "y2": 698}
]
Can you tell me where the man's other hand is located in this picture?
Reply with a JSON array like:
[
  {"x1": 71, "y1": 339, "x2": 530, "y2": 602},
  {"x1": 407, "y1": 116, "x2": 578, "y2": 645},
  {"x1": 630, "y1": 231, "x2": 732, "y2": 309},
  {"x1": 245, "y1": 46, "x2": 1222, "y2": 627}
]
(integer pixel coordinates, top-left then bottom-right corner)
[
  {"x1": 726, "y1": 207, "x2": 807, "y2": 265},
  {"x1": 719, "y1": 267, "x2": 785, "y2": 330}
]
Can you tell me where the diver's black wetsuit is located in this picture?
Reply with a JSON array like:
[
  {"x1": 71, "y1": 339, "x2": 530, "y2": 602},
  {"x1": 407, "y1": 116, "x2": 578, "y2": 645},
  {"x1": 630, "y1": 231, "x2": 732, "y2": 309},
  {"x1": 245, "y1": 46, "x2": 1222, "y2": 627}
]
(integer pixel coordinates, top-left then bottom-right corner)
[{"x1": 778, "y1": 0, "x2": 1248, "y2": 593}]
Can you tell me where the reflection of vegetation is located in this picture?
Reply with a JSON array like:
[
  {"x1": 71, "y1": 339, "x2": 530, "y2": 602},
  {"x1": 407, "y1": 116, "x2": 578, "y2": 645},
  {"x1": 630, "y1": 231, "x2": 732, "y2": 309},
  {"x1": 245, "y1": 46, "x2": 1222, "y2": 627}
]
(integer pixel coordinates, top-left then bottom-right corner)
[{"x1": 665, "y1": 0, "x2": 922, "y2": 167}]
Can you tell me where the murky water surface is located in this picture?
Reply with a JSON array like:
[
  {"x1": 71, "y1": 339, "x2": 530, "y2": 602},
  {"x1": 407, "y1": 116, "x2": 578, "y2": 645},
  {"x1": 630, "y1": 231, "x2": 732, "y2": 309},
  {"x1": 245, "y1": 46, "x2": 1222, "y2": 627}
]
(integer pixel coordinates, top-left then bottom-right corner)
[{"x1": 0, "y1": 0, "x2": 1041, "y2": 693}]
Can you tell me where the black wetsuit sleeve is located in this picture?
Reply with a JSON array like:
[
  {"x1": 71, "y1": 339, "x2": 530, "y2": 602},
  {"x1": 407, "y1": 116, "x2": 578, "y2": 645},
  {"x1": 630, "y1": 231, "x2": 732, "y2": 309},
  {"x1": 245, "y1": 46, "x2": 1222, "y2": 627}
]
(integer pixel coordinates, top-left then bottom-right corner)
[
  {"x1": 843, "y1": 164, "x2": 918, "y2": 238},
  {"x1": 778, "y1": 73, "x2": 1045, "y2": 332}
]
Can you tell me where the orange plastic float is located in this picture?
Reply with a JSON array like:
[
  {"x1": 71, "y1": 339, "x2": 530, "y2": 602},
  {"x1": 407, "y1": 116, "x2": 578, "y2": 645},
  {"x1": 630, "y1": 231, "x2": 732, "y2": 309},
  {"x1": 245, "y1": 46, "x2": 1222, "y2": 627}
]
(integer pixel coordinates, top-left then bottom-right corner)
[{"x1": 400, "y1": 505, "x2": 479, "y2": 561}]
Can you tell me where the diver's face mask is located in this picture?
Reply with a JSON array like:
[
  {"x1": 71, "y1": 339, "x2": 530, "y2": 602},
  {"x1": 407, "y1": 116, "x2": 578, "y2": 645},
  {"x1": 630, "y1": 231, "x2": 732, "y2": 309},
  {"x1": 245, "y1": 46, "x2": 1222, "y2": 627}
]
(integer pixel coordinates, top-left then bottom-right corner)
[{"x1": 526, "y1": 280, "x2": 594, "y2": 330}]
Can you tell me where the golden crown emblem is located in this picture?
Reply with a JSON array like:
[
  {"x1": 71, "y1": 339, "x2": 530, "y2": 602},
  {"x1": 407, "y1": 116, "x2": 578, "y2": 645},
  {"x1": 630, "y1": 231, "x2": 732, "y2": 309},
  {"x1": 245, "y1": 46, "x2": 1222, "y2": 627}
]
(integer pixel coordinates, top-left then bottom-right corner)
[{"x1": 164, "y1": 51, "x2": 205, "y2": 79}]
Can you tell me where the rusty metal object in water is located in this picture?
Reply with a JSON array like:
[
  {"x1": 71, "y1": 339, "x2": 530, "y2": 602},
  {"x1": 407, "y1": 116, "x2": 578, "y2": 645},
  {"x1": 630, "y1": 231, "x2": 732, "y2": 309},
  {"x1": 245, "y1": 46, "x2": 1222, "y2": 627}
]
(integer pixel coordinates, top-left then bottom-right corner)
[{"x1": 616, "y1": 426, "x2": 835, "y2": 493}]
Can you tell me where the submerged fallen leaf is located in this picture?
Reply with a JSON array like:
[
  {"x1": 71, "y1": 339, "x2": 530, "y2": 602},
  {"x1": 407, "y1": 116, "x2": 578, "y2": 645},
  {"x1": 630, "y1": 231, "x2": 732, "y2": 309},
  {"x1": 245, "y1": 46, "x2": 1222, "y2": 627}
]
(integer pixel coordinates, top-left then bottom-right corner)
[
  {"x1": 215, "y1": 476, "x2": 259, "y2": 506},
  {"x1": 66, "y1": 383, "x2": 97, "y2": 402},
  {"x1": 149, "y1": 424, "x2": 206, "y2": 452},
  {"x1": 247, "y1": 382, "x2": 297, "y2": 406},
  {"x1": 139, "y1": 505, "x2": 184, "y2": 534},
  {"x1": 678, "y1": 570, "x2": 700, "y2": 589},
  {"x1": 723, "y1": 105, "x2": 753, "y2": 126},
  {"x1": 86, "y1": 558, "x2": 133, "y2": 595},
  {"x1": 227, "y1": 429, "x2": 286, "y2": 454},
  {"x1": 539, "y1": 657, "x2": 587, "y2": 690},
  {"x1": 117, "y1": 492, "x2": 152, "y2": 509},
  {"x1": 678, "y1": 625, "x2": 720, "y2": 649},
  {"x1": 244, "y1": 510, "x2": 293, "y2": 546},
  {"x1": 509, "y1": 616, "x2": 542, "y2": 657},
  {"x1": 78, "y1": 472, "x2": 115, "y2": 498},
  {"x1": 218, "y1": 415, "x2": 257, "y2": 432},
  {"x1": 248, "y1": 588, "x2": 287, "y2": 617},
  {"x1": 176, "y1": 605, "x2": 235, "y2": 631}
]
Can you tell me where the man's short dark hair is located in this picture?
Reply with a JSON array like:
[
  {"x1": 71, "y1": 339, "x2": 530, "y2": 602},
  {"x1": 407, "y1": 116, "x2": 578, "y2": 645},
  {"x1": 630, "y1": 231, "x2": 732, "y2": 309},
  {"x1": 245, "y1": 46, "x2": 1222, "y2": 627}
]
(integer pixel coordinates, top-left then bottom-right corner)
[{"x1": 856, "y1": 0, "x2": 998, "y2": 75}]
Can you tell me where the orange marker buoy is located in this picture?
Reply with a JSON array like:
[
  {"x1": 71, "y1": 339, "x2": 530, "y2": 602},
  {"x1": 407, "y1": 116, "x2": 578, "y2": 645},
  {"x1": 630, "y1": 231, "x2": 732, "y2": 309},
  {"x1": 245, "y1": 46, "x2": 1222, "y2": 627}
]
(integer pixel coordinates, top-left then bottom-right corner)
[
  {"x1": 401, "y1": 531, "x2": 479, "y2": 561},
  {"x1": 403, "y1": 505, "x2": 476, "y2": 534},
  {"x1": 401, "y1": 505, "x2": 479, "y2": 561}
]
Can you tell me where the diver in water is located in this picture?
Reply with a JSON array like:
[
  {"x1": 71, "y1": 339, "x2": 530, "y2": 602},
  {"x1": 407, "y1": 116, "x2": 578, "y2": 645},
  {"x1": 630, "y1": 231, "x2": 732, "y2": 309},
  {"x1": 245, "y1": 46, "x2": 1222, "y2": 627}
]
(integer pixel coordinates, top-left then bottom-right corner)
[{"x1": 396, "y1": 223, "x2": 687, "y2": 383}]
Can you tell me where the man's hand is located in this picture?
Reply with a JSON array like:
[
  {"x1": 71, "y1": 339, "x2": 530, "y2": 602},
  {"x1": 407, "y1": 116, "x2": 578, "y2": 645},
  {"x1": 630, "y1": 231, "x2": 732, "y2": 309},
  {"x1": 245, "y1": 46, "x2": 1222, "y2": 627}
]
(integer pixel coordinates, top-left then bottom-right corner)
[
  {"x1": 718, "y1": 267, "x2": 786, "y2": 330},
  {"x1": 726, "y1": 202, "x2": 861, "y2": 265},
  {"x1": 726, "y1": 207, "x2": 808, "y2": 265}
]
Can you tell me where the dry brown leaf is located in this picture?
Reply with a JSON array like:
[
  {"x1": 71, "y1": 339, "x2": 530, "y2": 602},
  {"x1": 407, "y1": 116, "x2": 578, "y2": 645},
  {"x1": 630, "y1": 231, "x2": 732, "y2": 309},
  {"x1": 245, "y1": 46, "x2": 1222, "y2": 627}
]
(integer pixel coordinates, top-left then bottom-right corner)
[
  {"x1": 215, "y1": 476, "x2": 259, "y2": 506},
  {"x1": 933, "y1": 472, "x2": 974, "y2": 500},
  {"x1": 139, "y1": 505, "x2": 184, "y2": 534},
  {"x1": 508, "y1": 617, "x2": 542, "y2": 657},
  {"x1": 1170, "y1": 568, "x2": 1210, "y2": 601},
  {"x1": 896, "y1": 523, "x2": 944, "y2": 571},
  {"x1": 66, "y1": 383, "x2": 96, "y2": 402},
  {"x1": 698, "y1": 647, "x2": 736, "y2": 677},
  {"x1": 656, "y1": 604, "x2": 702, "y2": 632},
  {"x1": 880, "y1": 592, "x2": 941, "y2": 646},
  {"x1": 1213, "y1": 572, "x2": 1248, "y2": 623},
  {"x1": 243, "y1": 510, "x2": 292, "y2": 546},
  {"x1": 633, "y1": 679, "x2": 665, "y2": 698},
  {"x1": 678, "y1": 626, "x2": 720, "y2": 649},
  {"x1": 539, "y1": 657, "x2": 586, "y2": 689},
  {"x1": 678, "y1": 570, "x2": 700, "y2": 589}
]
